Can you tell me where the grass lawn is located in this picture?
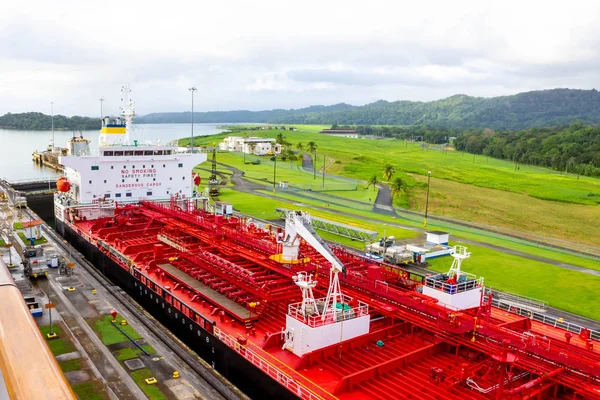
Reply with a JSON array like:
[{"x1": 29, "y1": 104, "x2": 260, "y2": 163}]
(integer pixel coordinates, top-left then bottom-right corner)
[
  {"x1": 426, "y1": 243, "x2": 600, "y2": 321},
  {"x1": 0, "y1": 239, "x2": 5, "y2": 247},
  {"x1": 187, "y1": 126, "x2": 600, "y2": 246},
  {"x1": 114, "y1": 344, "x2": 157, "y2": 361},
  {"x1": 94, "y1": 315, "x2": 142, "y2": 346},
  {"x1": 39, "y1": 324, "x2": 76, "y2": 356},
  {"x1": 211, "y1": 187, "x2": 600, "y2": 319},
  {"x1": 216, "y1": 187, "x2": 419, "y2": 241},
  {"x1": 130, "y1": 369, "x2": 168, "y2": 400},
  {"x1": 71, "y1": 381, "x2": 108, "y2": 400},
  {"x1": 12, "y1": 221, "x2": 22, "y2": 229},
  {"x1": 17, "y1": 232, "x2": 47, "y2": 245},
  {"x1": 59, "y1": 358, "x2": 81, "y2": 372}
]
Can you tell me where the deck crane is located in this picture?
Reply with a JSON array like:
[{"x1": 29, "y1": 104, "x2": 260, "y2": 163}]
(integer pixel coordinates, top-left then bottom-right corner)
[
  {"x1": 279, "y1": 211, "x2": 346, "y2": 322},
  {"x1": 208, "y1": 145, "x2": 219, "y2": 197}
]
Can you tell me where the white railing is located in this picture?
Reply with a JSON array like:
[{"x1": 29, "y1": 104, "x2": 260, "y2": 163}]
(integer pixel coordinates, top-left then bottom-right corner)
[
  {"x1": 489, "y1": 297, "x2": 600, "y2": 341},
  {"x1": 212, "y1": 327, "x2": 328, "y2": 400},
  {"x1": 425, "y1": 273, "x2": 484, "y2": 294},
  {"x1": 287, "y1": 295, "x2": 369, "y2": 328}
]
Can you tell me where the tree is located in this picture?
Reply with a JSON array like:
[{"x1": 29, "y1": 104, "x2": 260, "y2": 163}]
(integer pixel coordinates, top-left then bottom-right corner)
[
  {"x1": 367, "y1": 174, "x2": 379, "y2": 191},
  {"x1": 391, "y1": 177, "x2": 404, "y2": 200},
  {"x1": 296, "y1": 142, "x2": 304, "y2": 153},
  {"x1": 276, "y1": 132, "x2": 286, "y2": 145},
  {"x1": 383, "y1": 164, "x2": 395, "y2": 181},
  {"x1": 306, "y1": 141, "x2": 317, "y2": 154}
]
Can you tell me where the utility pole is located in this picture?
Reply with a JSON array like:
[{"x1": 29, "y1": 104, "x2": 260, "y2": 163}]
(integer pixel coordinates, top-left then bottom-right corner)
[
  {"x1": 424, "y1": 171, "x2": 432, "y2": 228},
  {"x1": 188, "y1": 87, "x2": 197, "y2": 153},
  {"x1": 51, "y1": 102, "x2": 54, "y2": 152},
  {"x1": 322, "y1": 153, "x2": 326, "y2": 187}
]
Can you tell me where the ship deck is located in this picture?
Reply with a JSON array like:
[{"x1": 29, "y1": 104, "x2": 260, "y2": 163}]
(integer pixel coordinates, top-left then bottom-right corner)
[{"x1": 65, "y1": 200, "x2": 600, "y2": 400}]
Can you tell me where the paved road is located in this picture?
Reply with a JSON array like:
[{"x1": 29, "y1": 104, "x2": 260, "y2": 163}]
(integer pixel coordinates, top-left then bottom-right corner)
[{"x1": 373, "y1": 183, "x2": 396, "y2": 216}]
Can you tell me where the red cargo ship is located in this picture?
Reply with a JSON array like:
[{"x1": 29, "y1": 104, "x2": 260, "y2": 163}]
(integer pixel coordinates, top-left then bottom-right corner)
[{"x1": 53, "y1": 88, "x2": 600, "y2": 399}]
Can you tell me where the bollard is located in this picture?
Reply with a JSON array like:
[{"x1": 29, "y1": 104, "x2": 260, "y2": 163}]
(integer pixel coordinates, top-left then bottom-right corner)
[
  {"x1": 67, "y1": 287, "x2": 76, "y2": 292},
  {"x1": 145, "y1": 377, "x2": 158, "y2": 385},
  {"x1": 92, "y1": 289, "x2": 97, "y2": 295},
  {"x1": 120, "y1": 319, "x2": 127, "y2": 326},
  {"x1": 172, "y1": 371, "x2": 180, "y2": 379}
]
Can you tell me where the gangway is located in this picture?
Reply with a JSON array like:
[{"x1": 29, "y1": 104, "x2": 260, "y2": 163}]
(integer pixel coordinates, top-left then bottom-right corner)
[{"x1": 275, "y1": 207, "x2": 377, "y2": 242}]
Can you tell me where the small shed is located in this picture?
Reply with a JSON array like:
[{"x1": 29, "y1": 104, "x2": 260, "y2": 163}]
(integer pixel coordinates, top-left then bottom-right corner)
[{"x1": 426, "y1": 231, "x2": 449, "y2": 245}]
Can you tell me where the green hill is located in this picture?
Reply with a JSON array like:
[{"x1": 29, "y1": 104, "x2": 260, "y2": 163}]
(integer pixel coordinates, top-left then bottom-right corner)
[
  {"x1": 137, "y1": 88, "x2": 600, "y2": 129},
  {"x1": 0, "y1": 112, "x2": 100, "y2": 131}
]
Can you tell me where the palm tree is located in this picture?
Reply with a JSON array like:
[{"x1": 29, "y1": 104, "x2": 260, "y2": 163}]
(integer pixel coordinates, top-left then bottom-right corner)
[
  {"x1": 296, "y1": 142, "x2": 304, "y2": 154},
  {"x1": 367, "y1": 174, "x2": 379, "y2": 191},
  {"x1": 383, "y1": 163, "x2": 395, "y2": 181},
  {"x1": 276, "y1": 132, "x2": 285, "y2": 145},
  {"x1": 306, "y1": 141, "x2": 317, "y2": 154},
  {"x1": 391, "y1": 177, "x2": 404, "y2": 200}
]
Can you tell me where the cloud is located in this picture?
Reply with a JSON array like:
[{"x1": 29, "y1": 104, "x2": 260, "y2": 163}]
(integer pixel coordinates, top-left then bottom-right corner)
[{"x1": 1, "y1": 0, "x2": 600, "y2": 115}]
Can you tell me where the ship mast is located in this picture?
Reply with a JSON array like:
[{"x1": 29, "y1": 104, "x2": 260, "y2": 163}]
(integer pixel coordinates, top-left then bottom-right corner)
[{"x1": 119, "y1": 85, "x2": 135, "y2": 145}]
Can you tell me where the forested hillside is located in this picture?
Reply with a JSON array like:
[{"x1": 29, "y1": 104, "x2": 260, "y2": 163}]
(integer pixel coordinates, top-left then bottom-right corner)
[
  {"x1": 137, "y1": 89, "x2": 600, "y2": 129},
  {"x1": 454, "y1": 122, "x2": 600, "y2": 177},
  {"x1": 0, "y1": 112, "x2": 99, "y2": 130}
]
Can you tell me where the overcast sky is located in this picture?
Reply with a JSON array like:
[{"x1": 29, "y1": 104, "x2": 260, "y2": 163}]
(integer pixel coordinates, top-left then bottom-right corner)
[{"x1": 1, "y1": 0, "x2": 599, "y2": 117}]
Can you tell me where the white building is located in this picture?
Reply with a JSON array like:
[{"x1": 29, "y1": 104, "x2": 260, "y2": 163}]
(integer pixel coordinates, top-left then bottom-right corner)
[{"x1": 219, "y1": 136, "x2": 282, "y2": 156}]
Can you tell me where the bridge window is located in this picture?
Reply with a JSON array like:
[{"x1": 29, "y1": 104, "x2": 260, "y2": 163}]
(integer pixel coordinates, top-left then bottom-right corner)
[
  {"x1": 111, "y1": 166, "x2": 114, "y2": 169},
  {"x1": 115, "y1": 193, "x2": 121, "y2": 198},
  {"x1": 89, "y1": 180, "x2": 92, "y2": 184},
  {"x1": 147, "y1": 191, "x2": 152, "y2": 196},
  {"x1": 144, "y1": 151, "x2": 153, "y2": 156},
  {"x1": 104, "y1": 151, "x2": 114, "y2": 156},
  {"x1": 105, "y1": 194, "x2": 111, "y2": 198},
  {"x1": 178, "y1": 163, "x2": 183, "y2": 168},
  {"x1": 114, "y1": 151, "x2": 123, "y2": 156},
  {"x1": 126, "y1": 193, "x2": 132, "y2": 197},
  {"x1": 104, "y1": 180, "x2": 107, "y2": 183},
  {"x1": 135, "y1": 150, "x2": 143, "y2": 156},
  {"x1": 91, "y1": 166, "x2": 99, "y2": 171},
  {"x1": 125, "y1": 151, "x2": 133, "y2": 156}
]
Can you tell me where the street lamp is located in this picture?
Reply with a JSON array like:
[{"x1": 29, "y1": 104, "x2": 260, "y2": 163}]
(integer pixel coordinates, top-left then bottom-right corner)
[
  {"x1": 188, "y1": 87, "x2": 197, "y2": 153},
  {"x1": 273, "y1": 154, "x2": 277, "y2": 193},
  {"x1": 424, "y1": 171, "x2": 432, "y2": 228}
]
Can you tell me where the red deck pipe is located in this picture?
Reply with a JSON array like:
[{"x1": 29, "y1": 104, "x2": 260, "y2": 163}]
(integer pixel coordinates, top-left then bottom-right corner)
[{"x1": 503, "y1": 367, "x2": 564, "y2": 396}]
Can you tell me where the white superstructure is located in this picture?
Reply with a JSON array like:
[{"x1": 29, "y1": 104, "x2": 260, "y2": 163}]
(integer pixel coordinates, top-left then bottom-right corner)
[{"x1": 55, "y1": 87, "x2": 206, "y2": 215}]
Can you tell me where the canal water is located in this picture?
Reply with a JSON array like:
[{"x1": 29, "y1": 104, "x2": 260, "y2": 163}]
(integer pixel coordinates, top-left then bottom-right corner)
[{"x1": 0, "y1": 123, "x2": 226, "y2": 181}]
